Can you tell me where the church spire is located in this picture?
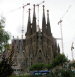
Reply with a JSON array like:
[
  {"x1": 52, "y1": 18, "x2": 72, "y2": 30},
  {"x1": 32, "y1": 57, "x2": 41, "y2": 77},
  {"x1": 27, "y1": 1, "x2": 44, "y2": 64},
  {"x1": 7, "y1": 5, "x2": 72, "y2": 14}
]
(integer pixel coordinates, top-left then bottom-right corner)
[
  {"x1": 57, "y1": 44, "x2": 60, "y2": 53},
  {"x1": 47, "y1": 10, "x2": 51, "y2": 36},
  {"x1": 32, "y1": 4, "x2": 36, "y2": 33},
  {"x1": 42, "y1": 5, "x2": 46, "y2": 33},
  {"x1": 26, "y1": 8, "x2": 32, "y2": 35}
]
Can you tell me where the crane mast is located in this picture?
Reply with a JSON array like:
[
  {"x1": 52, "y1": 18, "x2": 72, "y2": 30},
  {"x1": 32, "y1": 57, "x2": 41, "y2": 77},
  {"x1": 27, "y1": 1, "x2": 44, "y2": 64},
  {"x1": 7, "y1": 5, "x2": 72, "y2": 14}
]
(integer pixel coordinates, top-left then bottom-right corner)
[
  {"x1": 36, "y1": 1, "x2": 45, "y2": 31},
  {"x1": 7, "y1": 3, "x2": 30, "y2": 65},
  {"x1": 58, "y1": 5, "x2": 71, "y2": 53},
  {"x1": 21, "y1": 3, "x2": 30, "y2": 39}
]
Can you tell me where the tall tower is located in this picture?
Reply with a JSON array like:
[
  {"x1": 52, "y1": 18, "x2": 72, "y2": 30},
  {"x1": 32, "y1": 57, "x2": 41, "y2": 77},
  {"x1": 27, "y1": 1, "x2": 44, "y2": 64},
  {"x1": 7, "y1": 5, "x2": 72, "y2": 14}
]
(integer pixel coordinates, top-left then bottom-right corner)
[
  {"x1": 42, "y1": 5, "x2": 47, "y2": 60},
  {"x1": 13, "y1": 4, "x2": 60, "y2": 72},
  {"x1": 46, "y1": 10, "x2": 54, "y2": 63},
  {"x1": 25, "y1": 8, "x2": 32, "y2": 47},
  {"x1": 42, "y1": 5, "x2": 46, "y2": 34},
  {"x1": 31, "y1": 4, "x2": 37, "y2": 55},
  {"x1": 11, "y1": 4, "x2": 60, "y2": 74},
  {"x1": 46, "y1": 10, "x2": 52, "y2": 36},
  {"x1": 32, "y1": 4, "x2": 36, "y2": 34},
  {"x1": 25, "y1": 8, "x2": 32, "y2": 69},
  {"x1": 29, "y1": 4, "x2": 37, "y2": 65},
  {"x1": 26, "y1": 8, "x2": 32, "y2": 36}
]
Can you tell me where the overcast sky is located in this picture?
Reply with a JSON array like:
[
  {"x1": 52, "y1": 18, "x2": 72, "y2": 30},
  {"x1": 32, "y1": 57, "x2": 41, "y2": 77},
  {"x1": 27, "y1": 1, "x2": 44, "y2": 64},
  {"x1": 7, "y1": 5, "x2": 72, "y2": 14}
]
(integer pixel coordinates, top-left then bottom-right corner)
[{"x1": 0, "y1": 0, "x2": 75, "y2": 60}]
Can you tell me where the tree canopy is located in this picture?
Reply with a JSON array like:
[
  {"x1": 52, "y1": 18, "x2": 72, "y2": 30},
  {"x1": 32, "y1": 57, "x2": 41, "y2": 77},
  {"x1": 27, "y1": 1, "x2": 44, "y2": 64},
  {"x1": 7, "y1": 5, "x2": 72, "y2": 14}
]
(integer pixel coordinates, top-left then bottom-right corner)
[
  {"x1": 0, "y1": 58, "x2": 13, "y2": 77},
  {"x1": 0, "y1": 17, "x2": 10, "y2": 52},
  {"x1": 52, "y1": 54, "x2": 68, "y2": 67},
  {"x1": 29, "y1": 54, "x2": 68, "y2": 71}
]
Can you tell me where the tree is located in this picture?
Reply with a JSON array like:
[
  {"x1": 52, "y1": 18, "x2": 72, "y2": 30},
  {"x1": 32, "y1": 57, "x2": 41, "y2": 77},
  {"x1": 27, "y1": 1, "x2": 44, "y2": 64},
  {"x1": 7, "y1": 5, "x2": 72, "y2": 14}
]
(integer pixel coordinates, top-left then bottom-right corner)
[
  {"x1": 0, "y1": 17, "x2": 10, "y2": 52},
  {"x1": 29, "y1": 54, "x2": 68, "y2": 71},
  {"x1": 0, "y1": 58, "x2": 13, "y2": 77},
  {"x1": 52, "y1": 54, "x2": 68, "y2": 67},
  {"x1": 0, "y1": 17, "x2": 12, "y2": 77}
]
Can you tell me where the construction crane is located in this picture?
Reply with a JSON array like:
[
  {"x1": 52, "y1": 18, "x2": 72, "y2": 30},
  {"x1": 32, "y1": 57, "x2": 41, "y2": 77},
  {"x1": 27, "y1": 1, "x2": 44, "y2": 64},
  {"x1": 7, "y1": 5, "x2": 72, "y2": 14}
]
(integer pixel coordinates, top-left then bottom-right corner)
[
  {"x1": 7, "y1": 3, "x2": 30, "y2": 65},
  {"x1": 58, "y1": 5, "x2": 71, "y2": 53},
  {"x1": 8, "y1": 3, "x2": 30, "y2": 39},
  {"x1": 21, "y1": 3, "x2": 30, "y2": 39},
  {"x1": 36, "y1": 1, "x2": 45, "y2": 31}
]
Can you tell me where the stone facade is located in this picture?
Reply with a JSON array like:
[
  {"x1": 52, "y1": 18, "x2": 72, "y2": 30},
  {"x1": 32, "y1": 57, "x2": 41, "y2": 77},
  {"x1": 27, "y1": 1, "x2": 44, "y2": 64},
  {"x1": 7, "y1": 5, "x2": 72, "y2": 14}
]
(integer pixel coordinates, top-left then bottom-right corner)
[{"x1": 11, "y1": 5, "x2": 60, "y2": 74}]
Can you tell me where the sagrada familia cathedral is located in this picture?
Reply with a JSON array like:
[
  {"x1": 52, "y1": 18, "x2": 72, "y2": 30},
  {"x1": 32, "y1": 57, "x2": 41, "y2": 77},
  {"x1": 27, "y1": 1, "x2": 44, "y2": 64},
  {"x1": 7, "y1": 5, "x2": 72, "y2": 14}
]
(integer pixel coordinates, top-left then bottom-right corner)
[{"x1": 11, "y1": 5, "x2": 60, "y2": 74}]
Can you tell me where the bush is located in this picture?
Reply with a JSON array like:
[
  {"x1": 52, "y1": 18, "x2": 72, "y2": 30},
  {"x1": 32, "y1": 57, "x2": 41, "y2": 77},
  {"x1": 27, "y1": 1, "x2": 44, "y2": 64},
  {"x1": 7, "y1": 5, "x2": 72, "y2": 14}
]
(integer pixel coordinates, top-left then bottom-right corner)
[{"x1": 0, "y1": 58, "x2": 13, "y2": 77}]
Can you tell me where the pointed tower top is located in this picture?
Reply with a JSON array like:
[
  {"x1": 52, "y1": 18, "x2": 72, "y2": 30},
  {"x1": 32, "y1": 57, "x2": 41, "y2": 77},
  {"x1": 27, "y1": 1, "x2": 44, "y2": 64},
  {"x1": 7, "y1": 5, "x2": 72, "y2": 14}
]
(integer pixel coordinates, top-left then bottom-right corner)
[
  {"x1": 26, "y1": 8, "x2": 32, "y2": 36},
  {"x1": 29, "y1": 8, "x2": 31, "y2": 11},
  {"x1": 43, "y1": 5, "x2": 45, "y2": 15},
  {"x1": 42, "y1": 5, "x2": 46, "y2": 33},
  {"x1": 32, "y1": 4, "x2": 36, "y2": 33},
  {"x1": 28, "y1": 8, "x2": 31, "y2": 22},
  {"x1": 47, "y1": 10, "x2": 49, "y2": 21},
  {"x1": 47, "y1": 9, "x2": 52, "y2": 36},
  {"x1": 33, "y1": 4, "x2": 35, "y2": 6},
  {"x1": 43, "y1": 5, "x2": 45, "y2": 8},
  {"x1": 47, "y1": 10, "x2": 49, "y2": 12},
  {"x1": 33, "y1": 4, "x2": 36, "y2": 17},
  {"x1": 58, "y1": 44, "x2": 60, "y2": 53}
]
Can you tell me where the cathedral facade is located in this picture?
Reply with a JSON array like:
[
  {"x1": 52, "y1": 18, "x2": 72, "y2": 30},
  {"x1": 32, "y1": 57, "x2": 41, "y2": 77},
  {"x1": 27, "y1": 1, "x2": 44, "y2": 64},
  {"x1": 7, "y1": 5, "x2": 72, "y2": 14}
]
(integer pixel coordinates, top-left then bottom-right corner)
[{"x1": 11, "y1": 5, "x2": 60, "y2": 74}]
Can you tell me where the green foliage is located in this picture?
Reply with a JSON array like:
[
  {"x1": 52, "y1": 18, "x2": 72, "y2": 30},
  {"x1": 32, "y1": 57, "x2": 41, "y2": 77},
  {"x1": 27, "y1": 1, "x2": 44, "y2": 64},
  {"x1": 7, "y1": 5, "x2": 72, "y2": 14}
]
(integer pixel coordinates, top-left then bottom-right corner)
[
  {"x1": 29, "y1": 63, "x2": 45, "y2": 71},
  {"x1": 29, "y1": 54, "x2": 68, "y2": 71},
  {"x1": 0, "y1": 58, "x2": 13, "y2": 77},
  {"x1": 57, "y1": 69, "x2": 75, "y2": 77},
  {"x1": 45, "y1": 54, "x2": 68, "y2": 70},
  {"x1": 0, "y1": 17, "x2": 10, "y2": 52},
  {"x1": 45, "y1": 64, "x2": 53, "y2": 70},
  {"x1": 52, "y1": 54, "x2": 68, "y2": 67},
  {"x1": 60, "y1": 69, "x2": 71, "y2": 77}
]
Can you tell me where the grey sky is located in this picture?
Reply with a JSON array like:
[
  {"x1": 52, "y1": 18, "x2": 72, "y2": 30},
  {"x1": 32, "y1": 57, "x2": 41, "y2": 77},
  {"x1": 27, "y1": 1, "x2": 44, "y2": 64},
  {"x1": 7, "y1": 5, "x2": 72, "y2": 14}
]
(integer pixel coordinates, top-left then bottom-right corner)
[{"x1": 0, "y1": 0, "x2": 75, "y2": 60}]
